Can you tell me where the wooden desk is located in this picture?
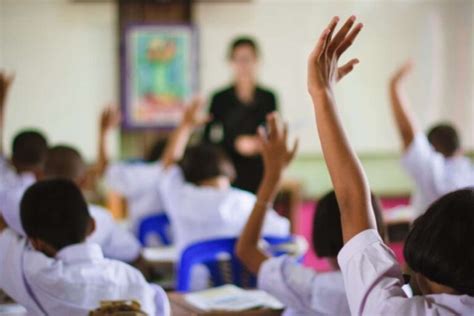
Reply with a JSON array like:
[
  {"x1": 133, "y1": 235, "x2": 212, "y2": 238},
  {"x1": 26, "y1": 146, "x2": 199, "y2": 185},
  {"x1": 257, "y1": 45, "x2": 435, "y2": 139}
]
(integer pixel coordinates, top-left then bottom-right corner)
[{"x1": 168, "y1": 293, "x2": 283, "y2": 316}]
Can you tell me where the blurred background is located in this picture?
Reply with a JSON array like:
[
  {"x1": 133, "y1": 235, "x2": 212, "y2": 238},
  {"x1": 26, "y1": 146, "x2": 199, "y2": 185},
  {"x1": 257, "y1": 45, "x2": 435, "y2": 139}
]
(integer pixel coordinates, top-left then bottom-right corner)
[{"x1": 0, "y1": 0, "x2": 472, "y2": 197}]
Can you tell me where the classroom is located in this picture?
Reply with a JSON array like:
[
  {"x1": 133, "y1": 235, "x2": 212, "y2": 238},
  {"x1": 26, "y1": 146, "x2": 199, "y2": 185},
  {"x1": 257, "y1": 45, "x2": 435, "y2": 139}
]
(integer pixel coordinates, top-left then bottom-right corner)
[{"x1": 0, "y1": 0, "x2": 473, "y2": 315}]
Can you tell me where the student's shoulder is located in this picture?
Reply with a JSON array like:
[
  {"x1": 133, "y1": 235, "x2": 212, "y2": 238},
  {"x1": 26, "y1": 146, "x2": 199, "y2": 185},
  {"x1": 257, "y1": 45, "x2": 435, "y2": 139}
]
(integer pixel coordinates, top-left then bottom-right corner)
[{"x1": 228, "y1": 187, "x2": 257, "y2": 202}]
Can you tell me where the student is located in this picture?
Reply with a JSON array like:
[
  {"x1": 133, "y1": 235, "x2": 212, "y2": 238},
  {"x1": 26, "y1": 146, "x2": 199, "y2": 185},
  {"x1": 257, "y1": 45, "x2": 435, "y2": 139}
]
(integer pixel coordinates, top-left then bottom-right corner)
[
  {"x1": 236, "y1": 114, "x2": 386, "y2": 315},
  {"x1": 159, "y1": 98, "x2": 290, "y2": 288},
  {"x1": 308, "y1": 16, "x2": 474, "y2": 314},
  {"x1": 97, "y1": 107, "x2": 167, "y2": 231},
  {"x1": 0, "y1": 72, "x2": 48, "y2": 190},
  {"x1": 0, "y1": 179, "x2": 169, "y2": 316},
  {"x1": 0, "y1": 145, "x2": 143, "y2": 264},
  {"x1": 389, "y1": 62, "x2": 474, "y2": 216}
]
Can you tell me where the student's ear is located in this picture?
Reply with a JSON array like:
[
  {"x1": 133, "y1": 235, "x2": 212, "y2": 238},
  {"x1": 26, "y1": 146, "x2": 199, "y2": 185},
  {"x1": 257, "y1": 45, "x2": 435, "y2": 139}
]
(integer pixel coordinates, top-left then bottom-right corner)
[
  {"x1": 86, "y1": 217, "x2": 96, "y2": 237},
  {"x1": 34, "y1": 168, "x2": 45, "y2": 181}
]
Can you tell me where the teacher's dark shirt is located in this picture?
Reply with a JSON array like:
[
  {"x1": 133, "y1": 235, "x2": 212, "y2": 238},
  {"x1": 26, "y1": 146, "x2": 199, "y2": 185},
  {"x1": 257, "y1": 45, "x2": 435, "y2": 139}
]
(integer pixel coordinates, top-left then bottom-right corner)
[{"x1": 203, "y1": 85, "x2": 277, "y2": 193}]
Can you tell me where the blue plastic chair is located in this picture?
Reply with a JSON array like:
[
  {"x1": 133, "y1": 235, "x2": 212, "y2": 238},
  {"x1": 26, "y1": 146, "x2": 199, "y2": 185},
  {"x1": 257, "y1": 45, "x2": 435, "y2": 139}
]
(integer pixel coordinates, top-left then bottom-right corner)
[
  {"x1": 176, "y1": 236, "x2": 292, "y2": 292},
  {"x1": 138, "y1": 213, "x2": 172, "y2": 246}
]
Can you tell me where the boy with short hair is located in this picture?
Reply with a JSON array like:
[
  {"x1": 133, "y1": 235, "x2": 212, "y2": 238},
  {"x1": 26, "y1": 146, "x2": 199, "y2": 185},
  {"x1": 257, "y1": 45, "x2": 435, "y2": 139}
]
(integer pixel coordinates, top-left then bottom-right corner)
[
  {"x1": 0, "y1": 145, "x2": 142, "y2": 264},
  {"x1": 389, "y1": 62, "x2": 474, "y2": 216},
  {"x1": 0, "y1": 179, "x2": 169, "y2": 316},
  {"x1": 159, "y1": 98, "x2": 290, "y2": 256},
  {"x1": 0, "y1": 72, "x2": 48, "y2": 190}
]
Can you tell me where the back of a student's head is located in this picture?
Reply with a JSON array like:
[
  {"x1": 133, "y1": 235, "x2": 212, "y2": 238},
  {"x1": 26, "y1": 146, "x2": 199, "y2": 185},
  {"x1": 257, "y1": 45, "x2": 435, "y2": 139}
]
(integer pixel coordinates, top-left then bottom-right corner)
[
  {"x1": 11, "y1": 130, "x2": 48, "y2": 172},
  {"x1": 20, "y1": 179, "x2": 92, "y2": 254},
  {"x1": 44, "y1": 145, "x2": 86, "y2": 184},
  {"x1": 179, "y1": 143, "x2": 236, "y2": 185},
  {"x1": 145, "y1": 138, "x2": 167, "y2": 162},
  {"x1": 427, "y1": 123, "x2": 460, "y2": 158},
  {"x1": 312, "y1": 191, "x2": 385, "y2": 261},
  {"x1": 404, "y1": 188, "x2": 474, "y2": 296}
]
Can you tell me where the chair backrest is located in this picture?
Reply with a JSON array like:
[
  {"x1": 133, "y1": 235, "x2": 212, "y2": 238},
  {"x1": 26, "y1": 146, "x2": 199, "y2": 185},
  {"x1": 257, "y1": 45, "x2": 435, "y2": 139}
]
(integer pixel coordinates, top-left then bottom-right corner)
[
  {"x1": 138, "y1": 213, "x2": 172, "y2": 246},
  {"x1": 176, "y1": 236, "x2": 292, "y2": 292}
]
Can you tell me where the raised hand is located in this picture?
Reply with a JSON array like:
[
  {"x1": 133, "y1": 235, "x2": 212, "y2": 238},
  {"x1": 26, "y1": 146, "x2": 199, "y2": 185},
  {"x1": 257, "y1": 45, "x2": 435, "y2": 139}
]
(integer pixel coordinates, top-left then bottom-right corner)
[
  {"x1": 0, "y1": 71, "x2": 14, "y2": 106},
  {"x1": 258, "y1": 113, "x2": 298, "y2": 178},
  {"x1": 181, "y1": 97, "x2": 211, "y2": 128},
  {"x1": 308, "y1": 16, "x2": 363, "y2": 96},
  {"x1": 99, "y1": 106, "x2": 121, "y2": 134},
  {"x1": 391, "y1": 61, "x2": 413, "y2": 85}
]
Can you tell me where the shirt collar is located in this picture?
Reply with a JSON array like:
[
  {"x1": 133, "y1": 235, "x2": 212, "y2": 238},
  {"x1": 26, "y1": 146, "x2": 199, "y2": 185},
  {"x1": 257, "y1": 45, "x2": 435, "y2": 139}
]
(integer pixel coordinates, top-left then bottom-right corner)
[{"x1": 56, "y1": 242, "x2": 104, "y2": 263}]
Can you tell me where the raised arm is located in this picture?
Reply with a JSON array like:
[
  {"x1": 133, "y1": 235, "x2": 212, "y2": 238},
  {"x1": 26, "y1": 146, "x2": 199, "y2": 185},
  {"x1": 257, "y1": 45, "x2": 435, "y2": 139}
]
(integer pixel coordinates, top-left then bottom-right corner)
[
  {"x1": 236, "y1": 113, "x2": 297, "y2": 274},
  {"x1": 308, "y1": 16, "x2": 376, "y2": 243},
  {"x1": 0, "y1": 72, "x2": 14, "y2": 155},
  {"x1": 95, "y1": 106, "x2": 121, "y2": 177},
  {"x1": 161, "y1": 97, "x2": 209, "y2": 169},
  {"x1": 389, "y1": 62, "x2": 417, "y2": 151}
]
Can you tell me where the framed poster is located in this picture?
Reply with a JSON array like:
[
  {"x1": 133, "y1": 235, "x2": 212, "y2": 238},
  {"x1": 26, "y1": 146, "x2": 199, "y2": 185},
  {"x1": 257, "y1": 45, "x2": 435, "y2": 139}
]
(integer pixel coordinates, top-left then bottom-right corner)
[{"x1": 122, "y1": 24, "x2": 198, "y2": 129}]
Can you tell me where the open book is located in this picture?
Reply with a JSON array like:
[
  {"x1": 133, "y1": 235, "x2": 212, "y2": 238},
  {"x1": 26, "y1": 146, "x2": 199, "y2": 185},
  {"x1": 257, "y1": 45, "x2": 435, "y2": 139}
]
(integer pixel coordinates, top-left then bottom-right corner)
[{"x1": 184, "y1": 285, "x2": 284, "y2": 312}]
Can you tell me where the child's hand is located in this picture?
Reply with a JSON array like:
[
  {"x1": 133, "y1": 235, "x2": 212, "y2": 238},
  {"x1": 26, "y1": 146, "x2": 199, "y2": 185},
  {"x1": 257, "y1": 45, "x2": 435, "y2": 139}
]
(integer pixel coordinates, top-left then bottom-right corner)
[
  {"x1": 100, "y1": 106, "x2": 121, "y2": 134},
  {"x1": 258, "y1": 113, "x2": 298, "y2": 179},
  {"x1": 307, "y1": 16, "x2": 363, "y2": 96},
  {"x1": 182, "y1": 97, "x2": 211, "y2": 128},
  {"x1": 0, "y1": 71, "x2": 14, "y2": 106},
  {"x1": 391, "y1": 61, "x2": 413, "y2": 85}
]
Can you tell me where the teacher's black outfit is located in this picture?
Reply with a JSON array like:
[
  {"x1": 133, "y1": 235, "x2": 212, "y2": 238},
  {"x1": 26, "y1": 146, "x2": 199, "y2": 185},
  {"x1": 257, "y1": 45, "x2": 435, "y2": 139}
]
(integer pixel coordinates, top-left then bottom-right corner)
[{"x1": 203, "y1": 85, "x2": 277, "y2": 193}]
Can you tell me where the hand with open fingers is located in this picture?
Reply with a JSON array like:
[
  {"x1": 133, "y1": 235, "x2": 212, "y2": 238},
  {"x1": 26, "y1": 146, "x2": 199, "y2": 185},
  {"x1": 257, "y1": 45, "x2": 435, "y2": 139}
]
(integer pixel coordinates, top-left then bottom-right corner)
[
  {"x1": 0, "y1": 71, "x2": 15, "y2": 105},
  {"x1": 100, "y1": 106, "x2": 121, "y2": 133},
  {"x1": 308, "y1": 16, "x2": 363, "y2": 96},
  {"x1": 182, "y1": 96, "x2": 211, "y2": 128},
  {"x1": 258, "y1": 113, "x2": 298, "y2": 176},
  {"x1": 391, "y1": 60, "x2": 413, "y2": 84}
]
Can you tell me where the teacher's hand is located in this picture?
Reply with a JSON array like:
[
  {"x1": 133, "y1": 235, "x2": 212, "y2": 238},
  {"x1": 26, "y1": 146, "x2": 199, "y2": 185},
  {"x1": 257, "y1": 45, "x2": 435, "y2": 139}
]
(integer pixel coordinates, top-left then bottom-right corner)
[{"x1": 235, "y1": 135, "x2": 262, "y2": 157}]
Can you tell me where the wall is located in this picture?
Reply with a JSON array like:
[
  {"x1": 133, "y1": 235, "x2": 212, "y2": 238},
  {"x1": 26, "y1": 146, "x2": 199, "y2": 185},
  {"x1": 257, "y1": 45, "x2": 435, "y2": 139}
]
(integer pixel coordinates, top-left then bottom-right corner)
[
  {"x1": 194, "y1": 0, "x2": 474, "y2": 154},
  {"x1": 0, "y1": 0, "x2": 118, "y2": 161},
  {"x1": 1, "y1": 0, "x2": 472, "y2": 196}
]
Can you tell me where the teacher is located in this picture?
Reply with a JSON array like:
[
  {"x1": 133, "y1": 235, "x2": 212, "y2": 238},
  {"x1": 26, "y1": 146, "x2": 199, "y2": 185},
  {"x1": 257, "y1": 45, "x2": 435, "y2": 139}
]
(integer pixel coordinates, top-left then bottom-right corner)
[{"x1": 203, "y1": 37, "x2": 278, "y2": 193}]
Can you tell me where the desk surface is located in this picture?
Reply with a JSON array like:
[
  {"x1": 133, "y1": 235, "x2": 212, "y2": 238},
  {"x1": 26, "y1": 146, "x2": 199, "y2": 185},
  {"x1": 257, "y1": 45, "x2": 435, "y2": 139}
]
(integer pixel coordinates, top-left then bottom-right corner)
[{"x1": 168, "y1": 293, "x2": 283, "y2": 316}]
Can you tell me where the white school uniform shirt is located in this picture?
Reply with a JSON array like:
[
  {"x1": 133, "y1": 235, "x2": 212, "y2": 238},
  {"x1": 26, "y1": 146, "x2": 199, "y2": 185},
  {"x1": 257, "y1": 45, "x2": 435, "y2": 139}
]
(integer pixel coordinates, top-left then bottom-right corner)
[
  {"x1": 159, "y1": 165, "x2": 290, "y2": 254},
  {"x1": 338, "y1": 229, "x2": 474, "y2": 315},
  {"x1": 105, "y1": 161, "x2": 165, "y2": 230},
  {"x1": 0, "y1": 155, "x2": 19, "y2": 189},
  {"x1": 0, "y1": 181, "x2": 142, "y2": 263},
  {"x1": 258, "y1": 255, "x2": 350, "y2": 316},
  {"x1": 88, "y1": 204, "x2": 142, "y2": 262},
  {"x1": 401, "y1": 133, "x2": 474, "y2": 217},
  {"x1": 0, "y1": 228, "x2": 169, "y2": 316}
]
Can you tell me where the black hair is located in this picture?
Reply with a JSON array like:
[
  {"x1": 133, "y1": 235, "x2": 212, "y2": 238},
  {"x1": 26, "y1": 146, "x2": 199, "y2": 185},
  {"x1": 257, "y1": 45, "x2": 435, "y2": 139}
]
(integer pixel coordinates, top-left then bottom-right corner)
[
  {"x1": 12, "y1": 130, "x2": 48, "y2": 167},
  {"x1": 44, "y1": 145, "x2": 85, "y2": 180},
  {"x1": 404, "y1": 188, "x2": 474, "y2": 296},
  {"x1": 427, "y1": 123, "x2": 460, "y2": 157},
  {"x1": 312, "y1": 191, "x2": 386, "y2": 258},
  {"x1": 20, "y1": 179, "x2": 92, "y2": 250},
  {"x1": 228, "y1": 36, "x2": 259, "y2": 59},
  {"x1": 179, "y1": 143, "x2": 236, "y2": 185},
  {"x1": 145, "y1": 138, "x2": 168, "y2": 162}
]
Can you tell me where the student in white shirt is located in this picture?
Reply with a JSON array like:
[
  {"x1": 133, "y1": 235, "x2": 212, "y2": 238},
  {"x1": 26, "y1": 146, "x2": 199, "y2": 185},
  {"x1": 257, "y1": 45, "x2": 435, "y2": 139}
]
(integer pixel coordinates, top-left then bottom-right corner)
[
  {"x1": 0, "y1": 72, "x2": 48, "y2": 191},
  {"x1": 308, "y1": 16, "x2": 474, "y2": 315},
  {"x1": 96, "y1": 107, "x2": 167, "y2": 231},
  {"x1": 389, "y1": 62, "x2": 474, "y2": 216},
  {"x1": 0, "y1": 179, "x2": 169, "y2": 316},
  {"x1": 159, "y1": 98, "x2": 290, "y2": 257},
  {"x1": 0, "y1": 145, "x2": 143, "y2": 265},
  {"x1": 236, "y1": 114, "x2": 387, "y2": 316}
]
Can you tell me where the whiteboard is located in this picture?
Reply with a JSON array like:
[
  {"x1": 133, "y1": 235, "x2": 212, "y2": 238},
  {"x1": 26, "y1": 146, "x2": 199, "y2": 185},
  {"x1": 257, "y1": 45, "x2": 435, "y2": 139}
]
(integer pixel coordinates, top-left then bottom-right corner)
[{"x1": 195, "y1": 0, "x2": 474, "y2": 153}]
